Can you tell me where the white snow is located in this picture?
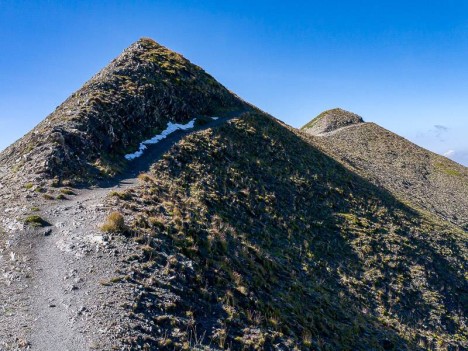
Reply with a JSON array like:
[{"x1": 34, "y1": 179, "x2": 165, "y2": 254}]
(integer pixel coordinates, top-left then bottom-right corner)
[{"x1": 125, "y1": 119, "x2": 195, "y2": 160}]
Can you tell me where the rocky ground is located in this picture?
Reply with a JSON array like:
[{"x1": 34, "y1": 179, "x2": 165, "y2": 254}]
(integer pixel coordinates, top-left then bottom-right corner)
[{"x1": 0, "y1": 116, "x2": 235, "y2": 350}]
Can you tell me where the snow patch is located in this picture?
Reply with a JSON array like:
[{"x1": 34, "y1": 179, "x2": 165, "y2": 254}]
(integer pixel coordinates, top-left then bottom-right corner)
[{"x1": 125, "y1": 119, "x2": 196, "y2": 160}]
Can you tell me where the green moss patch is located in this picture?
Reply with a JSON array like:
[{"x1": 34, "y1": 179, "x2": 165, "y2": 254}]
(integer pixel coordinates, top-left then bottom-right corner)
[{"x1": 24, "y1": 215, "x2": 51, "y2": 227}]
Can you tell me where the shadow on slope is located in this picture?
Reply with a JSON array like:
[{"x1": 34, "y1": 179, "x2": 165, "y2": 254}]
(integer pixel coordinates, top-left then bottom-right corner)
[
  {"x1": 72, "y1": 111, "x2": 248, "y2": 190},
  {"x1": 105, "y1": 113, "x2": 466, "y2": 350}
]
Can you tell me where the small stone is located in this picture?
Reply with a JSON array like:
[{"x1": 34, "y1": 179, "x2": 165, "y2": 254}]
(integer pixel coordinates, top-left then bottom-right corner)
[
  {"x1": 16, "y1": 338, "x2": 30, "y2": 348},
  {"x1": 77, "y1": 306, "x2": 87, "y2": 315}
]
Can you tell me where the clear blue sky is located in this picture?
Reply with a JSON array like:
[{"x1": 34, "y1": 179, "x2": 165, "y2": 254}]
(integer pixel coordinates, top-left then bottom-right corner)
[{"x1": 1, "y1": 0, "x2": 467, "y2": 165}]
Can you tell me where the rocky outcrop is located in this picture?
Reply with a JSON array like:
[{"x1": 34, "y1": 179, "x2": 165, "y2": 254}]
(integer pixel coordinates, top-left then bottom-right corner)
[
  {"x1": 301, "y1": 108, "x2": 364, "y2": 135},
  {"x1": 0, "y1": 38, "x2": 250, "y2": 184}
]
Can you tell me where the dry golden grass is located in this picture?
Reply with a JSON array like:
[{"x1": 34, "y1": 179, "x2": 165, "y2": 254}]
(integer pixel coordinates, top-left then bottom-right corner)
[{"x1": 100, "y1": 211, "x2": 126, "y2": 233}]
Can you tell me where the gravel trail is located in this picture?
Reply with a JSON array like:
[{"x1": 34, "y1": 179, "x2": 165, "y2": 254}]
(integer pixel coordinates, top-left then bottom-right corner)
[{"x1": 24, "y1": 115, "x2": 238, "y2": 350}]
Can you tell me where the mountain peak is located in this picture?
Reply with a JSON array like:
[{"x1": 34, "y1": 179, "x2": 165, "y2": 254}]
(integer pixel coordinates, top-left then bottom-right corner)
[
  {"x1": 120, "y1": 37, "x2": 160, "y2": 57},
  {"x1": 302, "y1": 108, "x2": 364, "y2": 135},
  {"x1": 121, "y1": 37, "x2": 174, "y2": 59},
  {"x1": 93, "y1": 37, "x2": 192, "y2": 81},
  {"x1": 0, "y1": 40, "x2": 467, "y2": 351},
  {"x1": 0, "y1": 37, "x2": 248, "y2": 184}
]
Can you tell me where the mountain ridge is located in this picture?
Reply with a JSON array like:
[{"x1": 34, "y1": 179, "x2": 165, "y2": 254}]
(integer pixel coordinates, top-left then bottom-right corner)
[
  {"x1": 0, "y1": 39, "x2": 466, "y2": 351},
  {"x1": 0, "y1": 38, "x2": 251, "y2": 185},
  {"x1": 302, "y1": 110, "x2": 468, "y2": 229}
]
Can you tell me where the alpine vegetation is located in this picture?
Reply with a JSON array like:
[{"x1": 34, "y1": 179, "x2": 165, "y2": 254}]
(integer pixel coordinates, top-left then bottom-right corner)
[{"x1": 0, "y1": 39, "x2": 465, "y2": 351}]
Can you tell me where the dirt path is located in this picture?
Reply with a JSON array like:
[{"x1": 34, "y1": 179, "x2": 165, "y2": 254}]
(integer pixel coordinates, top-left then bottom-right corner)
[
  {"x1": 24, "y1": 115, "x2": 239, "y2": 350},
  {"x1": 29, "y1": 188, "x2": 113, "y2": 350}
]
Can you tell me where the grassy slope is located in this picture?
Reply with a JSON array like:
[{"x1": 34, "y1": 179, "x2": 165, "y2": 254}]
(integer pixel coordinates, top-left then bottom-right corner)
[
  {"x1": 301, "y1": 109, "x2": 329, "y2": 130},
  {"x1": 107, "y1": 113, "x2": 467, "y2": 350},
  {"x1": 306, "y1": 122, "x2": 468, "y2": 230}
]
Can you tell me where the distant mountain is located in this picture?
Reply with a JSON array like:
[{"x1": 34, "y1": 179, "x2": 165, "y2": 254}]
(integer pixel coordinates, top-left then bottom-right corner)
[
  {"x1": 0, "y1": 41, "x2": 466, "y2": 351},
  {"x1": 302, "y1": 108, "x2": 468, "y2": 230},
  {"x1": 302, "y1": 108, "x2": 364, "y2": 134}
]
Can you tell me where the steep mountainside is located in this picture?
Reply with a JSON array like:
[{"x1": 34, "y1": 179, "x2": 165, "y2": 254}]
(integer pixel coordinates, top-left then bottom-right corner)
[
  {"x1": 302, "y1": 108, "x2": 468, "y2": 230},
  {"x1": 0, "y1": 38, "x2": 249, "y2": 185},
  {"x1": 104, "y1": 113, "x2": 466, "y2": 350},
  {"x1": 0, "y1": 40, "x2": 466, "y2": 351}
]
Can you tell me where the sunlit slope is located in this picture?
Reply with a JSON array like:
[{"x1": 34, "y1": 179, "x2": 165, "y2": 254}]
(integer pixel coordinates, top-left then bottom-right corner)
[{"x1": 303, "y1": 109, "x2": 468, "y2": 230}]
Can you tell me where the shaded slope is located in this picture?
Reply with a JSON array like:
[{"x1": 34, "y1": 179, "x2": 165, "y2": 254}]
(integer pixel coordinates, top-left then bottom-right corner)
[
  {"x1": 302, "y1": 111, "x2": 468, "y2": 229},
  {"x1": 0, "y1": 38, "x2": 249, "y2": 184},
  {"x1": 104, "y1": 112, "x2": 467, "y2": 350}
]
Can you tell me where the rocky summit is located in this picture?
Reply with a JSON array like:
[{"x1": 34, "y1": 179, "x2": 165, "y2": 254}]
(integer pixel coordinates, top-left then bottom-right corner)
[
  {"x1": 301, "y1": 108, "x2": 364, "y2": 135},
  {"x1": 0, "y1": 39, "x2": 466, "y2": 351}
]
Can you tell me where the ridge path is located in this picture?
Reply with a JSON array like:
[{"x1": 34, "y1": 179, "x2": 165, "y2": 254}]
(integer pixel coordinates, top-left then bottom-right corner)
[{"x1": 1, "y1": 114, "x2": 241, "y2": 350}]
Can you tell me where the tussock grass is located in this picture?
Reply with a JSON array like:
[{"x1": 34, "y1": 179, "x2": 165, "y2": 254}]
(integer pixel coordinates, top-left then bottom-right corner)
[
  {"x1": 60, "y1": 188, "x2": 76, "y2": 195},
  {"x1": 100, "y1": 211, "x2": 127, "y2": 233},
  {"x1": 24, "y1": 215, "x2": 50, "y2": 227},
  {"x1": 107, "y1": 113, "x2": 467, "y2": 350}
]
